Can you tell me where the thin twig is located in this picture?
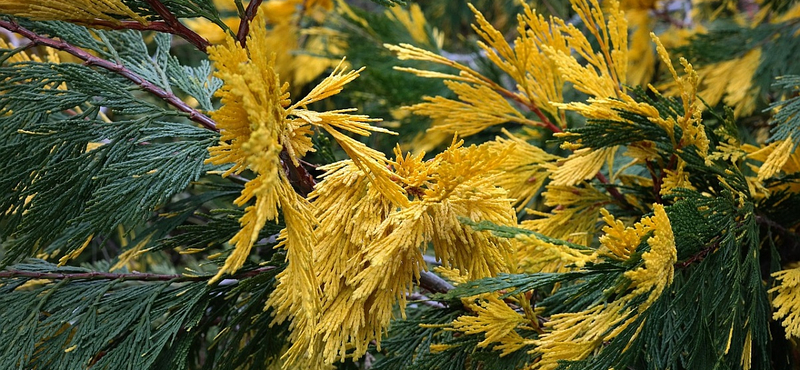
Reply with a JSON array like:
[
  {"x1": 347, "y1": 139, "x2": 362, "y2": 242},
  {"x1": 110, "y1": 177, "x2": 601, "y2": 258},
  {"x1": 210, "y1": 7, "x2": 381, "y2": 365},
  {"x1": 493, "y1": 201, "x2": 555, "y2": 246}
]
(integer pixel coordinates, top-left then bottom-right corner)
[
  {"x1": 675, "y1": 239, "x2": 720, "y2": 269},
  {"x1": 595, "y1": 172, "x2": 631, "y2": 209},
  {"x1": 82, "y1": 19, "x2": 209, "y2": 51},
  {"x1": 0, "y1": 20, "x2": 218, "y2": 132},
  {"x1": 144, "y1": 0, "x2": 211, "y2": 52},
  {"x1": 0, "y1": 266, "x2": 277, "y2": 282},
  {"x1": 418, "y1": 270, "x2": 454, "y2": 294},
  {"x1": 236, "y1": 0, "x2": 265, "y2": 47}
]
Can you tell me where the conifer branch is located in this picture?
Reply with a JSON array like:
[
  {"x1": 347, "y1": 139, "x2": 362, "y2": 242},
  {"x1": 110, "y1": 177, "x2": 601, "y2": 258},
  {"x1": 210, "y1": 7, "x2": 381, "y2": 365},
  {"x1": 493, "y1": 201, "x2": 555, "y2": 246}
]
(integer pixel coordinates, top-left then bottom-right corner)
[
  {"x1": 595, "y1": 172, "x2": 632, "y2": 209},
  {"x1": 0, "y1": 20, "x2": 218, "y2": 132},
  {"x1": 143, "y1": 0, "x2": 211, "y2": 52},
  {"x1": 82, "y1": 19, "x2": 210, "y2": 51},
  {"x1": 236, "y1": 0, "x2": 264, "y2": 47},
  {"x1": 418, "y1": 270, "x2": 454, "y2": 293},
  {"x1": 0, "y1": 266, "x2": 277, "y2": 282},
  {"x1": 757, "y1": 215, "x2": 800, "y2": 262},
  {"x1": 675, "y1": 239, "x2": 720, "y2": 269}
]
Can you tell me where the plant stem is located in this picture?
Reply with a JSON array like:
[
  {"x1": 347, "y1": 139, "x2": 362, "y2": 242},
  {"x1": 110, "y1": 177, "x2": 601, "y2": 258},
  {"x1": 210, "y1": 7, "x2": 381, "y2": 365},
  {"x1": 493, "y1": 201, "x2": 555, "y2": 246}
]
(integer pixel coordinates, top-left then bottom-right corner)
[
  {"x1": 418, "y1": 270, "x2": 454, "y2": 293},
  {"x1": 83, "y1": 19, "x2": 210, "y2": 51},
  {"x1": 236, "y1": 0, "x2": 265, "y2": 47},
  {"x1": 595, "y1": 172, "x2": 631, "y2": 209},
  {"x1": 0, "y1": 20, "x2": 218, "y2": 132},
  {"x1": 0, "y1": 266, "x2": 277, "y2": 282},
  {"x1": 144, "y1": 0, "x2": 211, "y2": 52}
]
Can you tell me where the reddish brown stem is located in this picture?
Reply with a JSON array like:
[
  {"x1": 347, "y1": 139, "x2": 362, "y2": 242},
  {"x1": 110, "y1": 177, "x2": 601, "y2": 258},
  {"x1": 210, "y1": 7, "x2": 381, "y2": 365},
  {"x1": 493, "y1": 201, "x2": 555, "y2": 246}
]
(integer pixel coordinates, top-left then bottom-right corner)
[
  {"x1": 646, "y1": 161, "x2": 663, "y2": 204},
  {"x1": 676, "y1": 240, "x2": 719, "y2": 269},
  {"x1": 144, "y1": 0, "x2": 210, "y2": 52},
  {"x1": 595, "y1": 172, "x2": 630, "y2": 209},
  {"x1": 236, "y1": 0, "x2": 265, "y2": 47},
  {"x1": 0, "y1": 20, "x2": 218, "y2": 132},
  {"x1": 83, "y1": 19, "x2": 209, "y2": 51}
]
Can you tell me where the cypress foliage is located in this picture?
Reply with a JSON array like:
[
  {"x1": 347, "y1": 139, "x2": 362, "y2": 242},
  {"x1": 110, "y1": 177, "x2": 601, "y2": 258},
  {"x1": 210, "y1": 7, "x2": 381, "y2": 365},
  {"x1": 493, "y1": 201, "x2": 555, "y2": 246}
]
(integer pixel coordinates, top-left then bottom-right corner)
[{"x1": 1, "y1": 1, "x2": 800, "y2": 369}]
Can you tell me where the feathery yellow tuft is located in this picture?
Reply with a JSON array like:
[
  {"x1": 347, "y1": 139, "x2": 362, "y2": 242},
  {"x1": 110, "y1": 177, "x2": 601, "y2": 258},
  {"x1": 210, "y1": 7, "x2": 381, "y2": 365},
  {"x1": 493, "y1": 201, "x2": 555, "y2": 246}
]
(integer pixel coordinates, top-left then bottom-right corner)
[
  {"x1": 0, "y1": 0, "x2": 147, "y2": 25},
  {"x1": 770, "y1": 265, "x2": 800, "y2": 338},
  {"x1": 533, "y1": 204, "x2": 676, "y2": 369},
  {"x1": 308, "y1": 140, "x2": 519, "y2": 364},
  {"x1": 451, "y1": 295, "x2": 532, "y2": 356}
]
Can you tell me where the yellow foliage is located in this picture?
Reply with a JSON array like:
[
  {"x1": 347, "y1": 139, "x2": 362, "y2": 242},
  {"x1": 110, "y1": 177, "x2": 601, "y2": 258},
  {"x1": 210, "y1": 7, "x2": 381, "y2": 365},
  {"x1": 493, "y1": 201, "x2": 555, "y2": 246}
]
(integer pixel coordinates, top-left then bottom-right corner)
[
  {"x1": 695, "y1": 48, "x2": 762, "y2": 118},
  {"x1": 451, "y1": 295, "x2": 532, "y2": 356},
  {"x1": 514, "y1": 235, "x2": 597, "y2": 273},
  {"x1": 385, "y1": 3, "x2": 441, "y2": 48},
  {"x1": 206, "y1": 12, "x2": 395, "y2": 366},
  {"x1": 409, "y1": 81, "x2": 531, "y2": 136},
  {"x1": 532, "y1": 204, "x2": 676, "y2": 369},
  {"x1": 307, "y1": 140, "x2": 519, "y2": 364},
  {"x1": 770, "y1": 265, "x2": 800, "y2": 338},
  {"x1": 0, "y1": 0, "x2": 147, "y2": 25},
  {"x1": 548, "y1": 147, "x2": 618, "y2": 186},
  {"x1": 486, "y1": 131, "x2": 559, "y2": 210},
  {"x1": 652, "y1": 34, "x2": 709, "y2": 157},
  {"x1": 521, "y1": 183, "x2": 610, "y2": 247}
]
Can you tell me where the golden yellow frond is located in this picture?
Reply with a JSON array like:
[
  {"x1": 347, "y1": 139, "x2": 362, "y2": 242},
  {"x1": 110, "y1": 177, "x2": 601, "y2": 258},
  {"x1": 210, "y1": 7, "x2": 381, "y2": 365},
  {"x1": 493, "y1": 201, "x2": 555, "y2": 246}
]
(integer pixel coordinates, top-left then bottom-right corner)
[
  {"x1": 524, "y1": 184, "x2": 608, "y2": 243},
  {"x1": 185, "y1": 17, "x2": 240, "y2": 45},
  {"x1": 206, "y1": 12, "x2": 395, "y2": 366},
  {"x1": 308, "y1": 140, "x2": 519, "y2": 363},
  {"x1": 660, "y1": 159, "x2": 695, "y2": 195},
  {"x1": 0, "y1": 0, "x2": 148, "y2": 25},
  {"x1": 533, "y1": 204, "x2": 675, "y2": 369},
  {"x1": 599, "y1": 208, "x2": 644, "y2": 261},
  {"x1": 755, "y1": 136, "x2": 795, "y2": 181},
  {"x1": 549, "y1": 146, "x2": 618, "y2": 186},
  {"x1": 486, "y1": 131, "x2": 559, "y2": 210},
  {"x1": 57, "y1": 234, "x2": 93, "y2": 266},
  {"x1": 385, "y1": 3, "x2": 440, "y2": 48},
  {"x1": 694, "y1": 48, "x2": 762, "y2": 118},
  {"x1": 266, "y1": 185, "x2": 322, "y2": 366},
  {"x1": 770, "y1": 265, "x2": 800, "y2": 338},
  {"x1": 522, "y1": 207, "x2": 599, "y2": 248},
  {"x1": 451, "y1": 295, "x2": 530, "y2": 356},
  {"x1": 515, "y1": 235, "x2": 597, "y2": 273},
  {"x1": 624, "y1": 7, "x2": 656, "y2": 86},
  {"x1": 385, "y1": 43, "x2": 486, "y2": 85},
  {"x1": 623, "y1": 204, "x2": 677, "y2": 308},
  {"x1": 545, "y1": 0, "x2": 627, "y2": 99},
  {"x1": 409, "y1": 81, "x2": 529, "y2": 136},
  {"x1": 651, "y1": 33, "x2": 709, "y2": 157},
  {"x1": 433, "y1": 266, "x2": 469, "y2": 285},
  {"x1": 291, "y1": 60, "x2": 362, "y2": 108}
]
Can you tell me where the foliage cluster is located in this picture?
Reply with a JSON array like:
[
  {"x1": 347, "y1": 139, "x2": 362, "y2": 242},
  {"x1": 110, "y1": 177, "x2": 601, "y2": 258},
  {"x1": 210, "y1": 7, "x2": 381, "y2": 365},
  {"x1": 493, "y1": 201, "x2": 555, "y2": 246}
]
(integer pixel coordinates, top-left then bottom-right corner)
[{"x1": 2, "y1": 0, "x2": 800, "y2": 369}]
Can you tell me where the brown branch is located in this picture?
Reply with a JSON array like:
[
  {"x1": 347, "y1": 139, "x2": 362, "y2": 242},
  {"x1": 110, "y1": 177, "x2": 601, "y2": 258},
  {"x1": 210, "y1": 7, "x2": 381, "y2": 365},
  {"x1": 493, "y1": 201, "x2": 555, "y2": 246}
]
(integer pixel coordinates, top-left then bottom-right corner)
[
  {"x1": 236, "y1": 0, "x2": 265, "y2": 47},
  {"x1": 81, "y1": 19, "x2": 209, "y2": 51},
  {"x1": 0, "y1": 266, "x2": 277, "y2": 282},
  {"x1": 418, "y1": 270, "x2": 454, "y2": 294},
  {"x1": 0, "y1": 20, "x2": 218, "y2": 132},
  {"x1": 143, "y1": 0, "x2": 210, "y2": 52},
  {"x1": 675, "y1": 239, "x2": 720, "y2": 269},
  {"x1": 595, "y1": 172, "x2": 632, "y2": 209},
  {"x1": 646, "y1": 161, "x2": 663, "y2": 204}
]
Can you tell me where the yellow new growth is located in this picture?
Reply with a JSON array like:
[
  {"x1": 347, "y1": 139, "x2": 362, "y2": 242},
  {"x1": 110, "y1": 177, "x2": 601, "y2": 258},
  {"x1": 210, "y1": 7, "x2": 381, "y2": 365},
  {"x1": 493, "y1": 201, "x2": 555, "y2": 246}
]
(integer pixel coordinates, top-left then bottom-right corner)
[
  {"x1": 451, "y1": 295, "x2": 531, "y2": 356},
  {"x1": 207, "y1": 11, "x2": 397, "y2": 366},
  {"x1": 487, "y1": 130, "x2": 558, "y2": 211},
  {"x1": 532, "y1": 204, "x2": 676, "y2": 369},
  {"x1": 651, "y1": 34, "x2": 709, "y2": 158},
  {"x1": 521, "y1": 183, "x2": 610, "y2": 249},
  {"x1": 770, "y1": 265, "x2": 800, "y2": 338},
  {"x1": 308, "y1": 139, "x2": 519, "y2": 364},
  {"x1": 0, "y1": 0, "x2": 147, "y2": 25}
]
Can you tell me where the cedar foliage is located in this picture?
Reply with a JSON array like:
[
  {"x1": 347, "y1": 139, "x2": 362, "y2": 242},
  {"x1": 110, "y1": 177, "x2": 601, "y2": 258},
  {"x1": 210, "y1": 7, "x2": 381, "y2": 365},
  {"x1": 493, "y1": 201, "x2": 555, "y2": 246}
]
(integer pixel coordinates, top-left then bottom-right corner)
[{"x1": 1, "y1": 0, "x2": 800, "y2": 369}]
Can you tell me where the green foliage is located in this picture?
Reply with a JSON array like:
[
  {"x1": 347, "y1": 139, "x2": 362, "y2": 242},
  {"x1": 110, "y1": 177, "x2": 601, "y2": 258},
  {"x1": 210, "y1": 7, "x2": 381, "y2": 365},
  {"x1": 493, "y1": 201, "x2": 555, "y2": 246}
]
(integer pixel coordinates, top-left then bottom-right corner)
[{"x1": 2, "y1": 1, "x2": 800, "y2": 370}]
